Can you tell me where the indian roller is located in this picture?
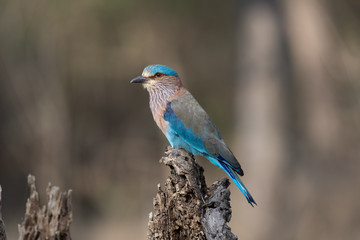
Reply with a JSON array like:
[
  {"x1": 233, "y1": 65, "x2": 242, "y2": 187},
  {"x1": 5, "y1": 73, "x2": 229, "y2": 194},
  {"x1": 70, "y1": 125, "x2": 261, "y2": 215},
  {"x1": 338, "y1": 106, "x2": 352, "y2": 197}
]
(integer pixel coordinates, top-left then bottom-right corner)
[{"x1": 130, "y1": 64, "x2": 256, "y2": 206}]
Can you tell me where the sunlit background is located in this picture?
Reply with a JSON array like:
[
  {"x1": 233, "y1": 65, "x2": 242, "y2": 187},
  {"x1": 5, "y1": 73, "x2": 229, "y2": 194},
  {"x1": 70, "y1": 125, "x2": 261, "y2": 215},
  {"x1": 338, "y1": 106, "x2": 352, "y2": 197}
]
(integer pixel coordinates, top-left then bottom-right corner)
[{"x1": 1, "y1": 0, "x2": 360, "y2": 239}]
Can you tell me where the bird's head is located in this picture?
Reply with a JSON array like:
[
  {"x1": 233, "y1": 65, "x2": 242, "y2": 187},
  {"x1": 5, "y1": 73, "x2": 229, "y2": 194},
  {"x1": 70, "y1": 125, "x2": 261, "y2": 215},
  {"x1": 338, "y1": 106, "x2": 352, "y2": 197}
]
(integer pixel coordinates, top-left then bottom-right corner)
[{"x1": 130, "y1": 64, "x2": 182, "y2": 91}]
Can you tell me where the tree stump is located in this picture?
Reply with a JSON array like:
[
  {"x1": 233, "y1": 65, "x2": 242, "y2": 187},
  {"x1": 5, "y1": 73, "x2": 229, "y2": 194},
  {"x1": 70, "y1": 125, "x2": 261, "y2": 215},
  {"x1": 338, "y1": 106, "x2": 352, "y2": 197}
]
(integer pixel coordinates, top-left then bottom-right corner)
[
  {"x1": 18, "y1": 175, "x2": 72, "y2": 240},
  {"x1": 147, "y1": 147, "x2": 237, "y2": 240},
  {"x1": 0, "y1": 186, "x2": 7, "y2": 240}
]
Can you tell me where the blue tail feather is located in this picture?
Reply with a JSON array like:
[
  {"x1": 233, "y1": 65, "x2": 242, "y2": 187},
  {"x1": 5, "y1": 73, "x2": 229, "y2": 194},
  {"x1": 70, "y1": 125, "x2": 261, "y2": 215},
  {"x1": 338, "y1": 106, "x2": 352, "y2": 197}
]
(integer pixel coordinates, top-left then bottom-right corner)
[{"x1": 218, "y1": 161, "x2": 257, "y2": 207}]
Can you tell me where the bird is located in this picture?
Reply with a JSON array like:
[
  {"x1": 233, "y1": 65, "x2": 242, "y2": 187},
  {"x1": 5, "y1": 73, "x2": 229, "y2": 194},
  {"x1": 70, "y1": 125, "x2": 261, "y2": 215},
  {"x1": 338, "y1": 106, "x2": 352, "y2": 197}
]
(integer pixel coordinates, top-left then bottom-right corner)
[{"x1": 130, "y1": 64, "x2": 256, "y2": 206}]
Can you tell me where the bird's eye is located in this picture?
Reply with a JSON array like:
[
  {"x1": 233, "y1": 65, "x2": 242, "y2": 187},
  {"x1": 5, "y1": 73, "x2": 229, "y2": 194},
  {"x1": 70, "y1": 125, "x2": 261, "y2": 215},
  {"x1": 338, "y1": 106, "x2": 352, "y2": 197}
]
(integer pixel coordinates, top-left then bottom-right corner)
[{"x1": 155, "y1": 73, "x2": 162, "y2": 77}]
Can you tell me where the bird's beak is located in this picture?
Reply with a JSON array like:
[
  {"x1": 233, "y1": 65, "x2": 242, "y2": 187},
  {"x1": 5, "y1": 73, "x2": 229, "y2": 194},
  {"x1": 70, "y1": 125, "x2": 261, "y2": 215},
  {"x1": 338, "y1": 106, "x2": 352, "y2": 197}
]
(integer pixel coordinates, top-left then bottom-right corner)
[{"x1": 130, "y1": 76, "x2": 148, "y2": 84}]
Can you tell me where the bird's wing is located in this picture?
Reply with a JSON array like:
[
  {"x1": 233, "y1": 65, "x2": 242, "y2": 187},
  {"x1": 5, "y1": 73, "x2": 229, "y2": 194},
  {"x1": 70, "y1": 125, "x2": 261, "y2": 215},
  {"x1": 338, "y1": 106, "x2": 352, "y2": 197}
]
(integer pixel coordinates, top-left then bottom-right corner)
[{"x1": 164, "y1": 91, "x2": 244, "y2": 176}]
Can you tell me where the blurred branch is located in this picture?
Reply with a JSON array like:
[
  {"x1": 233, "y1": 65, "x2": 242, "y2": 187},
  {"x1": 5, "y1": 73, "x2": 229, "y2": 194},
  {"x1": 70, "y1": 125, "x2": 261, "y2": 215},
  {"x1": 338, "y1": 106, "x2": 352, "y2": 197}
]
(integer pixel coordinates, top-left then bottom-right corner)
[
  {"x1": 18, "y1": 175, "x2": 72, "y2": 240},
  {"x1": 0, "y1": 186, "x2": 6, "y2": 240},
  {"x1": 147, "y1": 147, "x2": 237, "y2": 240}
]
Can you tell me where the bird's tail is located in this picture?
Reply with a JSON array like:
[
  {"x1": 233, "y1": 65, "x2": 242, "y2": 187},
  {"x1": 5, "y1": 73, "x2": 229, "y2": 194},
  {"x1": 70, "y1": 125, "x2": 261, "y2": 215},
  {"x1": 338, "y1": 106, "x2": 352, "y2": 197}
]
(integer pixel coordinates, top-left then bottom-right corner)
[{"x1": 219, "y1": 162, "x2": 257, "y2": 207}]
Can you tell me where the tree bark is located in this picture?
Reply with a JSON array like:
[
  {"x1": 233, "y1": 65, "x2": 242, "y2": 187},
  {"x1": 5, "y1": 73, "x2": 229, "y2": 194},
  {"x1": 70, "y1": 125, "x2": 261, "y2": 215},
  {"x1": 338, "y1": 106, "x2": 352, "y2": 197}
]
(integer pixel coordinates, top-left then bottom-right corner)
[
  {"x1": 147, "y1": 147, "x2": 237, "y2": 240},
  {"x1": 0, "y1": 186, "x2": 7, "y2": 240},
  {"x1": 17, "y1": 175, "x2": 72, "y2": 240}
]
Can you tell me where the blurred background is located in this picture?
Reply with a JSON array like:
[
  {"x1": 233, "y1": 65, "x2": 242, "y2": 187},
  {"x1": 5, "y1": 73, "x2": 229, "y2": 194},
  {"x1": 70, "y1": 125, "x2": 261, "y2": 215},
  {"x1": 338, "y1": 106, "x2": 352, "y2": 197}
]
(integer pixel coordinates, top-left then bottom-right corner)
[{"x1": 0, "y1": 0, "x2": 360, "y2": 239}]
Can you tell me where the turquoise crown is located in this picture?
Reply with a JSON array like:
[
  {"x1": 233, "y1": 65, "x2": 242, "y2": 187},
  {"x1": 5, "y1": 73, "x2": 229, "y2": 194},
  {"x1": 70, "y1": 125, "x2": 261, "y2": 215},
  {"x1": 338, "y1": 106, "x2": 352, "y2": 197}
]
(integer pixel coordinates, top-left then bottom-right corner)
[{"x1": 143, "y1": 64, "x2": 179, "y2": 77}]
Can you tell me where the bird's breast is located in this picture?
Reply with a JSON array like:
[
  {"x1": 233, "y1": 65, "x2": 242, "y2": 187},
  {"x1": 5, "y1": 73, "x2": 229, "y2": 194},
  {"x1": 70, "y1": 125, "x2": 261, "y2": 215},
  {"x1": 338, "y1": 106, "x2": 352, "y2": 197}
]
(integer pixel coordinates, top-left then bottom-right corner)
[
  {"x1": 148, "y1": 98, "x2": 168, "y2": 136},
  {"x1": 149, "y1": 87, "x2": 187, "y2": 135}
]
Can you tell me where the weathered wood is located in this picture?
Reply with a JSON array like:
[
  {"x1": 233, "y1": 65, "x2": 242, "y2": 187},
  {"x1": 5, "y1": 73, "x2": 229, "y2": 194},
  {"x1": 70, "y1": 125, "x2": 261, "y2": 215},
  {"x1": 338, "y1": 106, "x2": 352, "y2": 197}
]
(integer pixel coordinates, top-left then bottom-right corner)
[
  {"x1": 0, "y1": 186, "x2": 7, "y2": 240},
  {"x1": 147, "y1": 147, "x2": 237, "y2": 240},
  {"x1": 202, "y1": 179, "x2": 237, "y2": 240},
  {"x1": 18, "y1": 175, "x2": 72, "y2": 240}
]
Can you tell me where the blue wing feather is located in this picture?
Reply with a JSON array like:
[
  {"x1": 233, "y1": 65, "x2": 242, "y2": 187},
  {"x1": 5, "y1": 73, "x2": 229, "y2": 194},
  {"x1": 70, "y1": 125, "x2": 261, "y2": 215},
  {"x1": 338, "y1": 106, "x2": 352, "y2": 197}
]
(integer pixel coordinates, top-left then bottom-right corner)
[
  {"x1": 164, "y1": 102, "x2": 205, "y2": 153},
  {"x1": 217, "y1": 160, "x2": 257, "y2": 206},
  {"x1": 165, "y1": 92, "x2": 243, "y2": 174},
  {"x1": 163, "y1": 93, "x2": 256, "y2": 205}
]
